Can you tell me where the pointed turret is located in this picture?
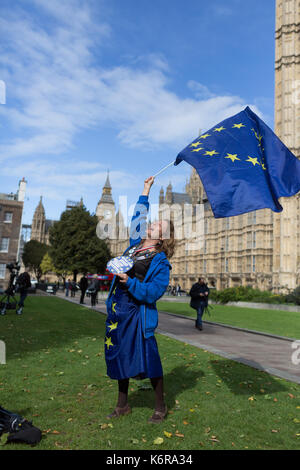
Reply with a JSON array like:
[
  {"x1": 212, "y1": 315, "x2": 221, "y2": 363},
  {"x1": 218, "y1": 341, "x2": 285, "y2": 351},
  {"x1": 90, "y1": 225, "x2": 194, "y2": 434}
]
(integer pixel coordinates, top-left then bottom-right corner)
[
  {"x1": 96, "y1": 171, "x2": 116, "y2": 223},
  {"x1": 159, "y1": 187, "x2": 164, "y2": 205},
  {"x1": 36, "y1": 196, "x2": 45, "y2": 213},
  {"x1": 165, "y1": 181, "x2": 173, "y2": 205},
  {"x1": 99, "y1": 171, "x2": 114, "y2": 204},
  {"x1": 31, "y1": 196, "x2": 46, "y2": 242}
]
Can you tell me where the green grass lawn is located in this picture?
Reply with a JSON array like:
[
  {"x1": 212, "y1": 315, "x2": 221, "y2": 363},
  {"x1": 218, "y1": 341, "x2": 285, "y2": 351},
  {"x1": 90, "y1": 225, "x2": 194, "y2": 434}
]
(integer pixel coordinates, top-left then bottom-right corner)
[
  {"x1": 0, "y1": 296, "x2": 299, "y2": 450},
  {"x1": 157, "y1": 300, "x2": 300, "y2": 339}
]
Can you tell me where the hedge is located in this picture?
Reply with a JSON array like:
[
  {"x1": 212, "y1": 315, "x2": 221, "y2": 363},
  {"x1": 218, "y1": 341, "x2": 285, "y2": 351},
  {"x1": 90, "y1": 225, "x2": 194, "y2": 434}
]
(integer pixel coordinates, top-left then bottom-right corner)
[{"x1": 209, "y1": 286, "x2": 299, "y2": 305}]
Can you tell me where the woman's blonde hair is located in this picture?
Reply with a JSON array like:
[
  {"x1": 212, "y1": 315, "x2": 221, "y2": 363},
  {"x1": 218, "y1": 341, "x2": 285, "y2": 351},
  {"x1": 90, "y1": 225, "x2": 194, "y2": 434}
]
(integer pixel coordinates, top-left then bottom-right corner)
[{"x1": 156, "y1": 219, "x2": 176, "y2": 259}]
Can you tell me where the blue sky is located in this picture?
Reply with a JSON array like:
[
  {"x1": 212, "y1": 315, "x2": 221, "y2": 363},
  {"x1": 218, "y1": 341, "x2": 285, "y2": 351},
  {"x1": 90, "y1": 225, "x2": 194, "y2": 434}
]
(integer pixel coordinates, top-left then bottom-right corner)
[{"x1": 0, "y1": 0, "x2": 276, "y2": 226}]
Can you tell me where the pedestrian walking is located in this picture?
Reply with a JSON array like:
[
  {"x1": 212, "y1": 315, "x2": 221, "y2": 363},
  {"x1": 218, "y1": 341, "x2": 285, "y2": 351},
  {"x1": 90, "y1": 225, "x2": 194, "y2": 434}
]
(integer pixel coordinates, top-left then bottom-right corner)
[
  {"x1": 189, "y1": 278, "x2": 210, "y2": 331},
  {"x1": 65, "y1": 279, "x2": 70, "y2": 297},
  {"x1": 90, "y1": 276, "x2": 100, "y2": 306},
  {"x1": 70, "y1": 281, "x2": 77, "y2": 298},
  {"x1": 79, "y1": 275, "x2": 88, "y2": 304}
]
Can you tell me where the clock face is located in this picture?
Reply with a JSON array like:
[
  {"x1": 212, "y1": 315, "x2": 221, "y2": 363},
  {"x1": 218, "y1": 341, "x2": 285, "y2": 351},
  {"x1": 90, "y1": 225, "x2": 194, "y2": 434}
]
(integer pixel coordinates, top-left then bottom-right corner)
[{"x1": 104, "y1": 209, "x2": 111, "y2": 220}]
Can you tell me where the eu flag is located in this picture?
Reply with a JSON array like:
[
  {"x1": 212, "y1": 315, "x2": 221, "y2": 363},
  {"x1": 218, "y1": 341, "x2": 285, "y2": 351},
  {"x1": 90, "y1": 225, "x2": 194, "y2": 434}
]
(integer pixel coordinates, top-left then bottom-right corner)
[{"x1": 175, "y1": 106, "x2": 300, "y2": 218}]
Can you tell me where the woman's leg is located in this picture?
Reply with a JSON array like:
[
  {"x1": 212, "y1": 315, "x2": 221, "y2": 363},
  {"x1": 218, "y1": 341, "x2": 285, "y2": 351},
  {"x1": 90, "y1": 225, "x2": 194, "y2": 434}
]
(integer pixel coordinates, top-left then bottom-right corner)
[
  {"x1": 150, "y1": 376, "x2": 166, "y2": 413},
  {"x1": 107, "y1": 378, "x2": 131, "y2": 418},
  {"x1": 116, "y1": 378, "x2": 129, "y2": 408}
]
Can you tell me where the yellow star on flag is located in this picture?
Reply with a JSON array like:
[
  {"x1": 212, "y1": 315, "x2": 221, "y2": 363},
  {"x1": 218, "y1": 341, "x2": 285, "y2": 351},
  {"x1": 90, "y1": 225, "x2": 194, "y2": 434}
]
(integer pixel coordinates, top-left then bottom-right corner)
[
  {"x1": 112, "y1": 286, "x2": 117, "y2": 295},
  {"x1": 112, "y1": 302, "x2": 117, "y2": 313},
  {"x1": 105, "y1": 336, "x2": 114, "y2": 349},
  {"x1": 199, "y1": 133, "x2": 211, "y2": 139},
  {"x1": 190, "y1": 141, "x2": 202, "y2": 147},
  {"x1": 192, "y1": 147, "x2": 204, "y2": 152},
  {"x1": 108, "y1": 321, "x2": 118, "y2": 332},
  {"x1": 232, "y1": 123, "x2": 246, "y2": 129},
  {"x1": 246, "y1": 156, "x2": 260, "y2": 166},
  {"x1": 261, "y1": 163, "x2": 266, "y2": 170},
  {"x1": 204, "y1": 150, "x2": 219, "y2": 156},
  {"x1": 225, "y1": 153, "x2": 240, "y2": 163},
  {"x1": 213, "y1": 126, "x2": 226, "y2": 132}
]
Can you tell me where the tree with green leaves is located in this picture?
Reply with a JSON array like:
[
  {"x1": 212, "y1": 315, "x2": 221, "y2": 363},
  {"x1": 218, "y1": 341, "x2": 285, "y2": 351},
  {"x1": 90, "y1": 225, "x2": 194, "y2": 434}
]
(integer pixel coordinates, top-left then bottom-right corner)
[
  {"x1": 49, "y1": 205, "x2": 111, "y2": 281},
  {"x1": 40, "y1": 252, "x2": 72, "y2": 282},
  {"x1": 40, "y1": 252, "x2": 55, "y2": 275},
  {"x1": 22, "y1": 240, "x2": 49, "y2": 281}
]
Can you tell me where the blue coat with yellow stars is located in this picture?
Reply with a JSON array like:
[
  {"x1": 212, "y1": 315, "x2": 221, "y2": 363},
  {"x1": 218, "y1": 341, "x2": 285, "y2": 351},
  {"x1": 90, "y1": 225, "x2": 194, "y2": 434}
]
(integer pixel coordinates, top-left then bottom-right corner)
[{"x1": 106, "y1": 195, "x2": 172, "y2": 339}]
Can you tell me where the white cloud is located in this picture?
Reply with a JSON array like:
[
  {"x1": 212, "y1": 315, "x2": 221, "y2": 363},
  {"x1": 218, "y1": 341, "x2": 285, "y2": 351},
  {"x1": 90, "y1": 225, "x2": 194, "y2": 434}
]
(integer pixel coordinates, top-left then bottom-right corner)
[
  {"x1": 0, "y1": 0, "x2": 263, "y2": 164},
  {"x1": 1, "y1": 158, "x2": 139, "y2": 200}
]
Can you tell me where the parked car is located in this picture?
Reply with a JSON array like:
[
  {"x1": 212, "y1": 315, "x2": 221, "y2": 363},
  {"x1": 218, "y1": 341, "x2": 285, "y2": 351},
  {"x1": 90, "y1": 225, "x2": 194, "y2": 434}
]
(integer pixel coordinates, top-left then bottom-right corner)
[{"x1": 46, "y1": 284, "x2": 56, "y2": 295}]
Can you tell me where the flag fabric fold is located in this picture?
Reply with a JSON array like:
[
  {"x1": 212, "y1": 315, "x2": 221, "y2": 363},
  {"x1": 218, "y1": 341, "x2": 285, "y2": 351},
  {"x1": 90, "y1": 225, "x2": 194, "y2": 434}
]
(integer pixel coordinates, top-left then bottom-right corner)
[{"x1": 175, "y1": 106, "x2": 300, "y2": 218}]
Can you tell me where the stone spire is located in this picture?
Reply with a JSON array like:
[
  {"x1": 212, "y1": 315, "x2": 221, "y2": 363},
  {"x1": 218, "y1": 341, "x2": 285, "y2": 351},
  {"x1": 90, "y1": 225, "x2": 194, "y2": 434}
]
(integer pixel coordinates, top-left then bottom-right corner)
[
  {"x1": 159, "y1": 187, "x2": 164, "y2": 205},
  {"x1": 99, "y1": 171, "x2": 114, "y2": 204},
  {"x1": 31, "y1": 196, "x2": 46, "y2": 242},
  {"x1": 165, "y1": 182, "x2": 173, "y2": 205},
  {"x1": 35, "y1": 196, "x2": 45, "y2": 216}
]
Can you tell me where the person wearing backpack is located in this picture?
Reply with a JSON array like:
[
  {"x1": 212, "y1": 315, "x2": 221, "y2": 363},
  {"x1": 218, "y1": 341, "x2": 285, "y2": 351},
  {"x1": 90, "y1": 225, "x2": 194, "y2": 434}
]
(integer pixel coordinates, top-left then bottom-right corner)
[
  {"x1": 0, "y1": 405, "x2": 42, "y2": 445},
  {"x1": 16, "y1": 271, "x2": 31, "y2": 315},
  {"x1": 189, "y1": 278, "x2": 210, "y2": 331}
]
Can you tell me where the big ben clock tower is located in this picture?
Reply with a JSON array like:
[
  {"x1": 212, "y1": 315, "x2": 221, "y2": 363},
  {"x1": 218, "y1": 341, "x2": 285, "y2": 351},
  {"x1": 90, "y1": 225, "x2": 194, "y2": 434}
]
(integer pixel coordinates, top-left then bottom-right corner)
[
  {"x1": 96, "y1": 171, "x2": 116, "y2": 224},
  {"x1": 96, "y1": 172, "x2": 128, "y2": 256}
]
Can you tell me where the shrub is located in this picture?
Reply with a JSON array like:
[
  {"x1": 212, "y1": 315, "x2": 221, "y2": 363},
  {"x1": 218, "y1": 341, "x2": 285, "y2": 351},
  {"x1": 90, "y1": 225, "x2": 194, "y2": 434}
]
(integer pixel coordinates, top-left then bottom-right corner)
[
  {"x1": 210, "y1": 286, "x2": 288, "y2": 305},
  {"x1": 286, "y1": 286, "x2": 300, "y2": 306}
]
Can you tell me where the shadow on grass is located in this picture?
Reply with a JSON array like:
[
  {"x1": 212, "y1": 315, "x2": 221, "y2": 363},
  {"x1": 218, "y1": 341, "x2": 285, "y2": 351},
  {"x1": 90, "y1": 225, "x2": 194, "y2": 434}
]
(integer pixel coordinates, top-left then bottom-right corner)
[
  {"x1": 210, "y1": 358, "x2": 288, "y2": 395},
  {"x1": 128, "y1": 366, "x2": 203, "y2": 412},
  {"x1": 0, "y1": 296, "x2": 106, "y2": 359}
]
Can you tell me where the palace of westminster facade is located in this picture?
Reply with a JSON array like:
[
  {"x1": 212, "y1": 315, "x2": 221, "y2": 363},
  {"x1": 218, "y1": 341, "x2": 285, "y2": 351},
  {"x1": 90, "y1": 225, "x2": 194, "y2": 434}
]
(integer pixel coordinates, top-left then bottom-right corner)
[{"x1": 31, "y1": 1, "x2": 300, "y2": 293}]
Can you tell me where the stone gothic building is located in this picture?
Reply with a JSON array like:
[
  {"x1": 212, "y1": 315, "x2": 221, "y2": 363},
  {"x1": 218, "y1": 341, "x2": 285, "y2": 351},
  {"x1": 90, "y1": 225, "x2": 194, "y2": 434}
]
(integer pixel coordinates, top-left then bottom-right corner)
[
  {"x1": 100, "y1": 0, "x2": 300, "y2": 294},
  {"x1": 159, "y1": 0, "x2": 300, "y2": 293},
  {"x1": 272, "y1": 0, "x2": 300, "y2": 291},
  {"x1": 30, "y1": 196, "x2": 56, "y2": 245},
  {"x1": 159, "y1": 173, "x2": 276, "y2": 292}
]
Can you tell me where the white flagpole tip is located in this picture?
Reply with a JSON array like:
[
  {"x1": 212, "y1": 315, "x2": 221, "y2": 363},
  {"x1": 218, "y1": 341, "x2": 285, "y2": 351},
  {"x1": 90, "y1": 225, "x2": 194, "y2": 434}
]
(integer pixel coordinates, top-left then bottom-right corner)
[{"x1": 153, "y1": 160, "x2": 176, "y2": 179}]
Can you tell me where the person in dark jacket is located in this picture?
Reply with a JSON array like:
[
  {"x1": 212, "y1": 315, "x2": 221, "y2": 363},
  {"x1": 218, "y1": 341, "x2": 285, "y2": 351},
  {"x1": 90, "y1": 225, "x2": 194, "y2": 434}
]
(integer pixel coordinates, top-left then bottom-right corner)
[
  {"x1": 189, "y1": 278, "x2": 210, "y2": 330},
  {"x1": 65, "y1": 279, "x2": 70, "y2": 297},
  {"x1": 16, "y1": 271, "x2": 31, "y2": 315},
  {"x1": 70, "y1": 281, "x2": 77, "y2": 298},
  {"x1": 79, "y1": 275, "x2": 88, "y2": 304},
  {"x1": 90, "y1": 276, "x2": 100, "y2": 306}
]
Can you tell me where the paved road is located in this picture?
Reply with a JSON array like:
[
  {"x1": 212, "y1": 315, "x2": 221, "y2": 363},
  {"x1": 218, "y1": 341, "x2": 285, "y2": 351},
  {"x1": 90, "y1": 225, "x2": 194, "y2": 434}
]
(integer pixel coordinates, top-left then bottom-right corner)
[
  {"x1": 55, "y1": 292, "x2": 300, "y2": 384},
  {"x1": 156, "y1": 310, "x2": 300, "y2": 385}
]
